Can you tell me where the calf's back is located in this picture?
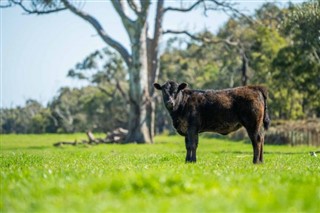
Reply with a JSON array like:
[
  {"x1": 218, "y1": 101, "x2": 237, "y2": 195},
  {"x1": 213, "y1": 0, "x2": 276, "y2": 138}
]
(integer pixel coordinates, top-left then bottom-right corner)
[{"x1": 172, "y1": 86, "x2": 266, "y2": 136}]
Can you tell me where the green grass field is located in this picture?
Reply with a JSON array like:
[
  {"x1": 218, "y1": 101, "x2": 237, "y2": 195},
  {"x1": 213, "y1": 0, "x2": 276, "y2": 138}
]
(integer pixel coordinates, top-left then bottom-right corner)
[{"x1": 1, "y1": 134, "x2": 319, "y2": 212}]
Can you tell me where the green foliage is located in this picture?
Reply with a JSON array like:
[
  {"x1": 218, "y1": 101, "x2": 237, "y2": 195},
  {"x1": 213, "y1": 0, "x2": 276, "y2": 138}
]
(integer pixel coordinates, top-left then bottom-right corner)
[
  {"x1": 49, "y1": 86, "x2": 127, "y2": 133},
  {"x1": 68, "y1": 48, "x2": 127, "y2": 84},
  {"x1": 160, "y1": 32, "x2": 234, "y2": 90},
  {"x1": 273, "y1": 0, "x2": 320, "y2": 117},
  {"x1": 65, "y1": 48, "x2": 129, "y2": 132},
  {"x1": 160, "y1": 2, "x2": 319, "y2": 120},
  {"x1": 0, "y1": 100, "x2": 53, "y2": 134},
  {"x1": 285, "y1": 0, "x2": 320, "y2": 49},
  {"x1": 1, "y1": 134, "x2": 319, "y2": 212}
]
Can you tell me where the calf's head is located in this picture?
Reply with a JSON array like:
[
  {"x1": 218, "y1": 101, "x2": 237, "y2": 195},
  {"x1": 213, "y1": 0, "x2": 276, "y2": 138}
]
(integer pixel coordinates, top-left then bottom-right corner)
[{"x1": 154, "y1": 81, "x2": 187, "y2": 111}]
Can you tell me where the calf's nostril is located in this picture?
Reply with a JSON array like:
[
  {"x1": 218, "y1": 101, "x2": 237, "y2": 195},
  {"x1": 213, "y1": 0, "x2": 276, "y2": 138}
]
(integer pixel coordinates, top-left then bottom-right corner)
[{"x1": 166, "y1": 101, "x2": 174, "y2": 108}]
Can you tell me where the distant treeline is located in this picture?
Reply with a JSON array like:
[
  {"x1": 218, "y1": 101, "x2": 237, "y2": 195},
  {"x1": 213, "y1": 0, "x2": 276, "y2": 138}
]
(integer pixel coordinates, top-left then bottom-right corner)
[
  {"x1": 1, "y1": 87, "x2": 128, "y2": 134},
  {"x1": 1, "y1": 2, "x2": 319, "y2": 134}
]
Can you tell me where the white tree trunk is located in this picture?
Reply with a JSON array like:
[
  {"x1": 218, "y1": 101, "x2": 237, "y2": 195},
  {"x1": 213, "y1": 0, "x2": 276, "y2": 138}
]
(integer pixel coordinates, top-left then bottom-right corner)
[{"x1": 125, "y1": 21, "x2": 152, "y2": 143}]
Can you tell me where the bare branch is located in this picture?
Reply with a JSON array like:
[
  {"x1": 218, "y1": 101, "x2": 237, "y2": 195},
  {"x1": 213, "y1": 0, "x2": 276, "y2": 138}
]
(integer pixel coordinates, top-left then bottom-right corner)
[
  {"x1": 205, "y1": 0, "x2": 254, "y2": 24},
  {"x1": 206, "y1": 0, "x2": 238, "y2": 11},
  {"x1": 148, "y1": 0, "x2": 164, "y2": 95},
  {"x1": 0, "y1": 1, "x2": 12, "y2": 8},
  {"x1": 61, "y1": 0, "x2": 132, "y2": 67},
  {"x1": 123, "y1": 0, "x2": 149, "y2": 16},
  {"x1": 163, "y1": 30, "x2": 205, "y2": 41},
  {"x1": 152, "y1": 0, "x2": 165, "y2": 46},
  {"x1": 164, "y1": 0, "x2": 204, "y2": 13},
  {"x1": 111, "y1": 0, "x2": 140, "y2": 43},
  {"x1": 163, "y1": 30, "x2": 238, "y2": 46},
  {"x1": 127, "y1": 0, "x2": 140, "y2": 14},
  {"x1": 97, "y1": 78, "x2": 128, "y2": 103},
  {"x1": 5, "y1": 0, "x2": 67, "y2": 15},
  {"x1": 164, "y1": 0, "x2": 253, "y2": 24},
  {"x1": 140, "y1": 0, "x2": 150, "y2": 13},
  {"x1": 111, "y1": 0, "x2": 134, "y2": 24},
  {"x1": 115, "y1": 80, "x2": 129, "y2": 103}
]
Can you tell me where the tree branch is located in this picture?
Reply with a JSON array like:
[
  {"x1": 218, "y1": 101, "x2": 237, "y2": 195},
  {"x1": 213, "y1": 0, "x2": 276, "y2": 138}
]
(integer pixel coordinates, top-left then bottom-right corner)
[
  {"x1": 98, "y1": 80, "x2": 129, "y2": 103},
  {"x1": 163, "y1": 30, "x2": 206, "y2": 42},
  {"x1": 163, "y1": 30, "x2": 238, "y2": 46},
  {"x1": 115, "y1": 80, "x2": 129, "y2": 103},
  {"x1": 98, "y1": 86, "x2": 116, "y2": 98},
  {"x1": 206, "y1": 0, "x2": 238, "y2": 11},
  {"x1": 148, "y1": 0, "x2": 164, "y2": 95},
  {"x1": 5, "y1": 0, "x2": 67, "y2": 15},
  {"x1": 61, "y1": 0, "x2": 132, "y2": 67},
  {"x1": 0, "y1": 1, "x2": 12, "y2": 8},
  {"x1": 164, "y1": 0, "x2": 253, "y2": 24},
  {"x1": 312, "y1": 47, "x2": 320, "y2": 63},
  {"x1": 132, "y1": 0, "x2": 150, "y2": 24},
  {"x1": 111, "y1": 0, "x2": 140, "y2": 43},
  {"x1": 127, "y1": 0, "x2": 140, "y2": 14},
  {"x1": 140, "y1": 0, "x2": 150, "y2": 14},
  {"x1": 111, "y1": 0, "x2": 134, "y2": 24},
  {"x1": 152, "y1": 0, "x2": 164, "y2": 48},
  {"x1": 164, "y1": 0, "x2": 204, "y2": 13},
  {"x1": 204, "y1": 0, "x2": 253, "y2": 23}
]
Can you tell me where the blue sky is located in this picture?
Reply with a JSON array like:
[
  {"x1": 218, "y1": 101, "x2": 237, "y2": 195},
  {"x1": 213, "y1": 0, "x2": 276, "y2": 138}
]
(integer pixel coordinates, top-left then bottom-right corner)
[{"x1": 1, "y1": 1, "x2": 294, "y2": 108}]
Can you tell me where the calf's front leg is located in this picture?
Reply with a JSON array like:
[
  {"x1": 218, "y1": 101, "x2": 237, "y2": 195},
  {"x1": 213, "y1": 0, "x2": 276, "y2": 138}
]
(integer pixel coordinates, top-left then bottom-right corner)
[
  {"x1": 185, "y1": 137, "x2": 192, "y2": 162},
  {"x1": 185, "y1": 127, "x2": 198, "y2": 163}
]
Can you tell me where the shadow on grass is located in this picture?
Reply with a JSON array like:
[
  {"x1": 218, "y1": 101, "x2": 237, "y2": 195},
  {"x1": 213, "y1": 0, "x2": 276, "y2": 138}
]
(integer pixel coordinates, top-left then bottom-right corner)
[
  {"x1": 27, "y1": 146, "x2": 50, "y2": 150},
  {"x1": 264, "y1": 151, "x2": 308, "y2": 155},
  {"x1": 209, "y1": 150, "x2": 307, "y2": 155},
  {"x1": 2, "y1": 146, "x2": 50, "y2": 151}
]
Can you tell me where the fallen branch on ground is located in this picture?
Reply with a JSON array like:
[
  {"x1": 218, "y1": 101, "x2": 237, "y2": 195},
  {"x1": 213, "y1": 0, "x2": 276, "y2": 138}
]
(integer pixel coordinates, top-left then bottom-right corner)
[{"x1": 53, "y1": 129, "x2": 128, "y2": 147}]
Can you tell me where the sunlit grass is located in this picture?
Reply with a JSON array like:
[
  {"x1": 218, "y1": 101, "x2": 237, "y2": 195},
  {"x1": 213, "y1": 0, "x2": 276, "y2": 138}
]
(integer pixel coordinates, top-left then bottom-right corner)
[{"x1": 1, "y1": 134, "x2": 319, "y2": 212}]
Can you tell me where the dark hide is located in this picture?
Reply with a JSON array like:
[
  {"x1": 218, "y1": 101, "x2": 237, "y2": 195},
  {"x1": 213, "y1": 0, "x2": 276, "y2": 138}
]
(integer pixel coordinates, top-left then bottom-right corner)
[{"x1": 154, "y1": 81, "x2": 270, "y2": 164}]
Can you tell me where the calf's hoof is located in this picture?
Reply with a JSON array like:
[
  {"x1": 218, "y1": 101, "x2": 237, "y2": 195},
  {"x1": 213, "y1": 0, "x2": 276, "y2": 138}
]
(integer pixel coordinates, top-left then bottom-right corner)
[
  {"x1": 185, "y1": 159, "x2": 196, "y2": 163},
  {"x1": 253, "y1": 160, "x2": 263, "y2": 164}
]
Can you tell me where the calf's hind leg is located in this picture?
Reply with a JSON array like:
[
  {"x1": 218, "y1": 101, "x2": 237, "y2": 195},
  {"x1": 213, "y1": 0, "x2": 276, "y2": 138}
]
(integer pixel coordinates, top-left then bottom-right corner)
[
  {"x1": 259, "y1": 132, "x2": 265, "y2": 163},
  {"x1": 242, "y1": 103, "x2": 265, "y2": 164},
  {"x1": 247, "y1": 129, "x2": 264, "y2": 164}
]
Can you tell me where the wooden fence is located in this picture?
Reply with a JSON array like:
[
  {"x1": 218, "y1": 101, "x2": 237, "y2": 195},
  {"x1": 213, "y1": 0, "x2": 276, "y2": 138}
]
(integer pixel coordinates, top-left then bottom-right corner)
[
  {"x1": 265, "y1": 128, "x2": 320, "y2": 146},
  {"x1": 230, "y1": 119, "x2": 320, "y2": 147}
]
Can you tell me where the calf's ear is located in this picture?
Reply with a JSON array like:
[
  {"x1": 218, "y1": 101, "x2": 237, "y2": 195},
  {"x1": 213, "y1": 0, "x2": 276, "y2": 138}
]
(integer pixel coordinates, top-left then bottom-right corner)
[
  {"x1": 153, "y1": 83, "x2": 162, "y2": 90},
  {"x1": 178, "y1": 83, "x2": 188, "y2": 91}
]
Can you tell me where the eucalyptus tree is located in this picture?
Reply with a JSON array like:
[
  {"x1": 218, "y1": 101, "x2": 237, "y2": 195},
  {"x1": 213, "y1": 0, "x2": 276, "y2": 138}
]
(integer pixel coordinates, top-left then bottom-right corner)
[
  {"x1": 273, "y1": 0, "x2": 320, "y2": 117},
  {"x1": 1, "y1": 0, "x2": 242, "y2": 143}
]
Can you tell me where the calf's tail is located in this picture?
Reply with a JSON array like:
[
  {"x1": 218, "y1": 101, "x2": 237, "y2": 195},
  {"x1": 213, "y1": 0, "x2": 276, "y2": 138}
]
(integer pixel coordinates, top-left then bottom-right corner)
[
  {"x1": 263, "y1": 99, "x2": 270, "y2": 130},
  {"x1": 249, "y1": 86, "x2": 271, "y2": 130}
]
